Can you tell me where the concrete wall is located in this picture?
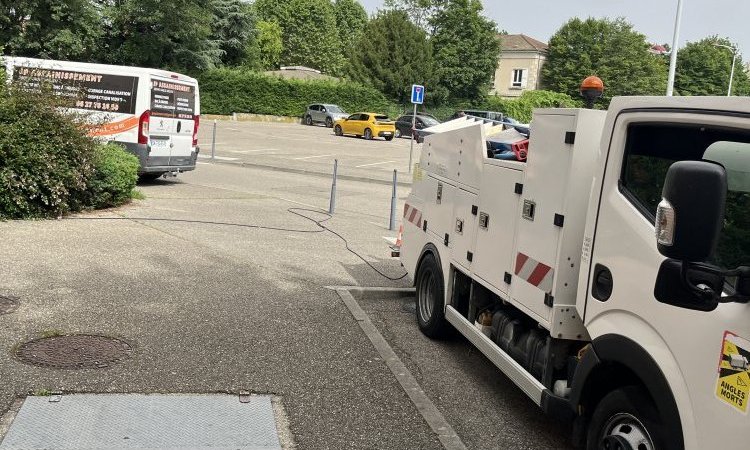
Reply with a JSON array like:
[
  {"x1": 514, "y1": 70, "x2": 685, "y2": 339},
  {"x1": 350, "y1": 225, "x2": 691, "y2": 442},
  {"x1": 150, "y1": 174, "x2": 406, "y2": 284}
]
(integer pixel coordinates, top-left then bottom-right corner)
[{"x1": 491, "y1": 51, "x2": 546, "y2": 98}]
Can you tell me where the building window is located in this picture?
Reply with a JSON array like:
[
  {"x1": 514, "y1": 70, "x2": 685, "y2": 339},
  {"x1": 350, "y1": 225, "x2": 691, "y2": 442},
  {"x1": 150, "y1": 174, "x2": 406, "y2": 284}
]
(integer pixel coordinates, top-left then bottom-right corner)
[{"x1": 511, "y1": 69, "x2": 527, "y2": 88}]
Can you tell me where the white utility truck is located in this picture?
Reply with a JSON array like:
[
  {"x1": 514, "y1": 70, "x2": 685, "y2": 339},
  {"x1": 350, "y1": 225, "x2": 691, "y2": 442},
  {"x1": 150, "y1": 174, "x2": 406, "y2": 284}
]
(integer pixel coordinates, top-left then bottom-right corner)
[
  {"x1": 2, "y1": 57, "x2": 200, "y2": 180},
  {"x1": 399, "y1": 97, "x2": 750, "y2": 450}
]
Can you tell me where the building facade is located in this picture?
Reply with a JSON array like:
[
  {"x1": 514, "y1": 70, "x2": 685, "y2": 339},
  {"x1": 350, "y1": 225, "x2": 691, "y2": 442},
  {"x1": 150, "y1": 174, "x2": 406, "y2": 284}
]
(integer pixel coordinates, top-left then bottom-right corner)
[{"x1": 491, "y1": 34, "x2": 548, "y2": 98}]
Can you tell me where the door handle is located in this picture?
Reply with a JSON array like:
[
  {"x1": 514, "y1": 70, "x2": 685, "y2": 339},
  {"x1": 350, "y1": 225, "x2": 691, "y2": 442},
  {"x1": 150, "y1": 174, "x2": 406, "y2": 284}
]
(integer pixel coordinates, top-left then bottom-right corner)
[{"x1": 592, "y1": 264, "x2": 613, "y2": 301}]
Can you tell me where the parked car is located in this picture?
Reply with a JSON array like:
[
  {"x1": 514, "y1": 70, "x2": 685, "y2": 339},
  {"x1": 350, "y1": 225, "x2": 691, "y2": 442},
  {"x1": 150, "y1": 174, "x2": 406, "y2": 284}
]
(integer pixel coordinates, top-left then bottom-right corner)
[
  {"x1": 333, "y1": 112, "x2": 396, "y2": 140},
  {"x1": 303, "y1": 103, "x2": 348, "y2": 128},
  {"x1": 394, "y1": 114, "x2": 441, "y2": 139}
]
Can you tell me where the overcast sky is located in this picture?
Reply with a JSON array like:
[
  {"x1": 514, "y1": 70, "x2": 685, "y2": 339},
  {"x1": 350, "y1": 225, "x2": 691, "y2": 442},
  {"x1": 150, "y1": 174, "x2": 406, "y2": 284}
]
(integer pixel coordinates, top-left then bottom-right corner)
[{"x1": 360, "y1": 0, "x2": 750, "y2": 57}]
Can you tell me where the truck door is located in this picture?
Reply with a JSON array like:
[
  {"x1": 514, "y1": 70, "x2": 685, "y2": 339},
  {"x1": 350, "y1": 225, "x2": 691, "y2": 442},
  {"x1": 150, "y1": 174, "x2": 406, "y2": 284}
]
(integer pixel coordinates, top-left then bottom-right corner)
[
  {"x1": 149, "y1": 77, "x2": 197, "y2": 168},
  {"x1": 585, "y1": 111, "x2": 750, "y2": 450}
]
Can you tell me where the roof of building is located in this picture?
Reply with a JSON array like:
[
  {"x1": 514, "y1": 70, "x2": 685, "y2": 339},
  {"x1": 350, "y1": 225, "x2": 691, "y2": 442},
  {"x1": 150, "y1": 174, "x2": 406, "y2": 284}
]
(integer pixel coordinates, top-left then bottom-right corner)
[
  {"x1": 499, "y1": 34, "x2": 548, "y2": 52},
  {"x1": 264, "y1": 66, "x2": 338, "y2": 81}
]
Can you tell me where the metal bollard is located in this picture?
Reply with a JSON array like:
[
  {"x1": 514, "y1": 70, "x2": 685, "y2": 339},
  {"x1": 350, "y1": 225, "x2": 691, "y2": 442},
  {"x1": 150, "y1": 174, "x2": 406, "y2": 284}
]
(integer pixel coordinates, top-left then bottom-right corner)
[
  {"x1": 329, "y1": 159, "x2": 338, "y2": 214},
  {"x1": 389, "y1": 169, "x2": 397, "y2": 231},
  {"x1": 211, "y1": 119, "x2": 217, "y2": 160}
]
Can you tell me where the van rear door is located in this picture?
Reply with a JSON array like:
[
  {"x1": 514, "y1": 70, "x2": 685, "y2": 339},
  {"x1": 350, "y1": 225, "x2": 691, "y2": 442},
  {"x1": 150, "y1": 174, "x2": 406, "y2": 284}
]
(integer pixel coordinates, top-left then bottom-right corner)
[{"x1": 149, "y1": 77, "x2": 197, "y2": 168}]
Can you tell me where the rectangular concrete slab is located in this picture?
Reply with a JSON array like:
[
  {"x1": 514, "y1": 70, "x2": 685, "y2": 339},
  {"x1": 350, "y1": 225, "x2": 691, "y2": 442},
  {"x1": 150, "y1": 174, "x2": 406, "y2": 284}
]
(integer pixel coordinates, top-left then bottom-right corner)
[{"x1": 0, "y1": 394, "x2": 281, "y2": 450}]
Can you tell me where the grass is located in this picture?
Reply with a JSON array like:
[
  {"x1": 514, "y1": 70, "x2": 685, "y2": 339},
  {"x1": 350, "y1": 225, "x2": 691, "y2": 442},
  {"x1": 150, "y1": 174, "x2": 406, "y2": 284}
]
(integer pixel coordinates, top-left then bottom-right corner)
[
  {"x1": 131, "y1": 189, "x2": 146, "y2": 200},
  {"x1": 40, "y1": 329, "x2": 64, "y2": 338}
]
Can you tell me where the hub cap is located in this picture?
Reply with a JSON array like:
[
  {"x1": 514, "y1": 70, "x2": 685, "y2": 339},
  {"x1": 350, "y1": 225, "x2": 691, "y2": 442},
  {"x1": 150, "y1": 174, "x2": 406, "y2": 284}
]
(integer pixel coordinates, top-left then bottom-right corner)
[
  {"x1": 599, "y1": 413, "x2": 654, "y2": 450},
  {"x1": 418, "y1": 268, "x2": 436, "y2": 322}
]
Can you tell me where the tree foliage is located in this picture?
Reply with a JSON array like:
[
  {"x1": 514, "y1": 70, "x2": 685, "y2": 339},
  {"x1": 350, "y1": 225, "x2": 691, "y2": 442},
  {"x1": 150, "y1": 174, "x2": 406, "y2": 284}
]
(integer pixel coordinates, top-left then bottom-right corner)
[
  {"x1": 102, "y1": 0, "x2": 221, "y2": 71},
  {"x1": 211, "y1": 0, "x2": 257, "y2": 67},
  {"x1": 348, "y1": 10, "x2": 432, "y2": 103},
  {"x1": 542, "y1": 17, "x2": 667, "y2": 104},
  {"x1": 675, "y1": 36, "x2": 750, "y2": 96},
  {"x1": 383, "y1": 0, "x2": 436, "y2": 30},
  {"x1": 334, "y1": 0, "x2": 368, "y2": 52},
  {"x1": 0, "y1": 0, "x2": 103, "y2": 61},
  {"x1": 254, "y1": 20, "x2": 283, "y2": 70},
  {"x1": 254, "y1": 0, "x2": 344, "y2": 74},
  {"x1": 429, "y1": 0, "x2": 499, "y2": 102}
]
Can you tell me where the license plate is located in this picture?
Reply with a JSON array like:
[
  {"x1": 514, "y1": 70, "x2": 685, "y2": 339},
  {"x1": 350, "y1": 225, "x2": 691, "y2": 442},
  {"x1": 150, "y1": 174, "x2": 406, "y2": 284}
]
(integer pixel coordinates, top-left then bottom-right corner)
[{"x1": 150, "y1": 139, "x2": 169, "y2": 149}]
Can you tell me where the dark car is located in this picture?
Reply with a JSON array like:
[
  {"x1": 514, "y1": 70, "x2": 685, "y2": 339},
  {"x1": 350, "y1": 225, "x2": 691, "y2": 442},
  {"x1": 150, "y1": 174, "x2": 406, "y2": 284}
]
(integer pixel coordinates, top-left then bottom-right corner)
[
  {"x1": 394, "y1": 114, "x2": 441, "y2": 139},
  {"x1": 449, "y1": 109, "x2": 505, "y2": 121}
]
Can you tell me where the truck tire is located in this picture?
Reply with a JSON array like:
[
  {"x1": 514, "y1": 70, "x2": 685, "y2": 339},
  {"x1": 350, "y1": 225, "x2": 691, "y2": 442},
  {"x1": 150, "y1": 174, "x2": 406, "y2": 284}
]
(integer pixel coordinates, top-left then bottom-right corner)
[
  {"x1": 586, "y1": 386, "x2": 665, "y2": 450},
  {"x1": 416, "y1": 252, "x2": 449, "y2": 338},
  {"x1": 138, "y1": 172, "x2": 164, "y2": 182}
]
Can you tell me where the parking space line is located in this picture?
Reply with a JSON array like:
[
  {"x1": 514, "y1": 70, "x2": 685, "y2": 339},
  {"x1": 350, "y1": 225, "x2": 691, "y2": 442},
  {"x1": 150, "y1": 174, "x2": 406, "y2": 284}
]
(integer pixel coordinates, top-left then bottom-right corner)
[
  {"x1": 197, "y1": 154, "x2": 239, "y2": 161},
  {"x1": 277, "y1": 197, "x2": 325, "y2": 210},
  {"x1": 355, "y1": 161, "x2": 395, "y2": 168},
  {"x1": 335, "y1": 288, "x2": 467, "y2": 450},
  {"x1": 292, "y1": 154, "x2": 333, "y2": 160}
]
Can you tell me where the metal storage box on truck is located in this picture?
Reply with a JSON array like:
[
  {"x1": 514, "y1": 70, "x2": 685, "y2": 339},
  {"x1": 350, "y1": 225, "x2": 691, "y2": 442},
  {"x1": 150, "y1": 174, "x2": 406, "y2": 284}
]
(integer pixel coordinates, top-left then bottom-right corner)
[{"x1": 1, "y1": 57, "x2": 200, "y2": 179}]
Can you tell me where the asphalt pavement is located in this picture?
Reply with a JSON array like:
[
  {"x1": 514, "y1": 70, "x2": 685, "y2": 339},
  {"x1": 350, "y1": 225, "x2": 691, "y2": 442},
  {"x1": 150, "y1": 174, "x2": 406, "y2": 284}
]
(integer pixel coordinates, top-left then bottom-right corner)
[
  {"x1": 196, "y1": 120, "x2": 420, "y2": 185},
  {"x1": 0, "y1": 138, "x2": 575, "y2": 448}
]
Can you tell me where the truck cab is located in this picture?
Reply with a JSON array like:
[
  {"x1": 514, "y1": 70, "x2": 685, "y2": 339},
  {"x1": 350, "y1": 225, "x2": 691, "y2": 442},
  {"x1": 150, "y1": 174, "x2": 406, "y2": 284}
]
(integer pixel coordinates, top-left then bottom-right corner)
[{"x1": 400, "y1": 97, "x2": 750, "y2": 450}]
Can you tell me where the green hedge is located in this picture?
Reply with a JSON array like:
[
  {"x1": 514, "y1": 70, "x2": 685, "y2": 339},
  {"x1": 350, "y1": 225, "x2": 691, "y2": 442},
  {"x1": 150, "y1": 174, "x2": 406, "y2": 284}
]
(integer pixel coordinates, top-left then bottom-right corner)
[
  {"x1": 0, "y1": 85, "x2": 138, "y2": 219},
  {"x1": 482, "y1": 90, "x2": 580, "y2": 123},
  {"x1": 87, "y1": 143, "x2": 139, "y2": 209},
  {"x1": 199, "y1": 69, "x2": 400, "y2": 117}
]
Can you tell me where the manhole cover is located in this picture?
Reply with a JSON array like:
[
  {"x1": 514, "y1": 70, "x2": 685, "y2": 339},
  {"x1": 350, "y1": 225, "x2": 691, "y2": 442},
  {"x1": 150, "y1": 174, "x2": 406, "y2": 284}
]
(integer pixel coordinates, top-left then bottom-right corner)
[
  {"x1": 0, "y1": 296, "x2": 19, "y2": 315},
  {"x1": 16, "y1": 335, "x2": 133, "y2": 369}
]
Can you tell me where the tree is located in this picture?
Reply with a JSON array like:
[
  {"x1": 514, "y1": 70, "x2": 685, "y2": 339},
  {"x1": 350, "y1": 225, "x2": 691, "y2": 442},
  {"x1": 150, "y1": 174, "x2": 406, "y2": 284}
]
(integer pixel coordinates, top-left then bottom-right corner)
[
  {"x1": 348, "y1": 10, "x2": 432, "y2": 103},
  {"x1": 255, "y1": 0, "x2": 344, "y2": 74},
  {"x1": 334, "y1": 0, "x2": 368, "y2": 52},
  {"x1": 383, "y1": 0, "x2": 436, "y2": 30},
  {"x1": 542, "y1": 17, "x2": 667, "y2": 104},
  {"x1": 254, "y1": 20, "x2": 283, "y2": 69},
  {"x1": 675, "y1": 36, "x2": 750, "y2": 96},
  {"x1": 103, "y1": 0, "x2": 221, "y2": 71},
  {"x1": 0, "y1": 0, "x2": 102, "y2": 61},
  {"x1": 211, "y1": 0, "x2": 257, "y2": 67},
  {"x1": 429, "y1": 0, "x2": 499, "y2": 102}
]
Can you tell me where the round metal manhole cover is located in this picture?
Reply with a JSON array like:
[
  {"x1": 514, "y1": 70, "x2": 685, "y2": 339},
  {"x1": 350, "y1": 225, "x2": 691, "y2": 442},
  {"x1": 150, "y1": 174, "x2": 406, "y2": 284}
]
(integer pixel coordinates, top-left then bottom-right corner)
[
  {"x1": 16, "y1": 334, "x2": 133, "y2": 369},
  {"x1": 0, "y1": 296, "x2": 19, "y2": 315}
]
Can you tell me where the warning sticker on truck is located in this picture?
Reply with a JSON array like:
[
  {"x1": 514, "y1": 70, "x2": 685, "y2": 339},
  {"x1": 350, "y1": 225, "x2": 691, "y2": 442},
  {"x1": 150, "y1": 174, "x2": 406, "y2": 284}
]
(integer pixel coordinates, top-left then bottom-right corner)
[{"x1": 715, "y1": 331, "x2": 750, "y2": 414}]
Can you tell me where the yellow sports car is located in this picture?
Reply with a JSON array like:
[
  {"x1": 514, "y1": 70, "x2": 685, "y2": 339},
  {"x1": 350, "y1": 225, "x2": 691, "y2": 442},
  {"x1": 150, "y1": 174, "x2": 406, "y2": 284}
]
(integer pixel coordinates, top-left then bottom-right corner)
[{"x1": 333, "y1": 112, "x2": 396, "y2": 141}]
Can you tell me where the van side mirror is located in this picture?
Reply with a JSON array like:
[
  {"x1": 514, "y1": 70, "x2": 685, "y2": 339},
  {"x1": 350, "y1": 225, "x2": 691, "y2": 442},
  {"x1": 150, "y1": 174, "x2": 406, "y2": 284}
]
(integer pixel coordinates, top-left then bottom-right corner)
[{"x1": 656, "y1": 160, "x2": 727, "y2": 261}]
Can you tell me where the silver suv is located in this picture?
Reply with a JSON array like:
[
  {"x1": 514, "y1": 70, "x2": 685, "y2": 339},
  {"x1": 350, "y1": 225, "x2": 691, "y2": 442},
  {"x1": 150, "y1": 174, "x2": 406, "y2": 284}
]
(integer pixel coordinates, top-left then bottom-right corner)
[{"x1": 303, "y1": 104, "x2": 348, "y2": 128}]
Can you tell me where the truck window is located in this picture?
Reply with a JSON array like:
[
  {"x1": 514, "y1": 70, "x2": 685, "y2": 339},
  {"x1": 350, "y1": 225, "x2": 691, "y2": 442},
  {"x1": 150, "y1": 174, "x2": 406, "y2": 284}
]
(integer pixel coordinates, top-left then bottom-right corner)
[
  {"x1": 621, "y1": 123, "x2": 750, "y2": 270},
  {"x1": 150, "y1": 79, "x2": 195, "y2": 120}
]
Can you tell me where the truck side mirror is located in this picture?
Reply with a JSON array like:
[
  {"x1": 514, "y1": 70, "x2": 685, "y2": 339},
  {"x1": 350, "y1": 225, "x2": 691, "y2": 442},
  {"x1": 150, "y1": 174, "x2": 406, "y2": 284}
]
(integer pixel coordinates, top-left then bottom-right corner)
[
  {"x1": 653, "y1": 161, "x2": 728, "y2": 311},
  {"x1": 655, "y1": 160, "x2": 727, "y2": 262}
]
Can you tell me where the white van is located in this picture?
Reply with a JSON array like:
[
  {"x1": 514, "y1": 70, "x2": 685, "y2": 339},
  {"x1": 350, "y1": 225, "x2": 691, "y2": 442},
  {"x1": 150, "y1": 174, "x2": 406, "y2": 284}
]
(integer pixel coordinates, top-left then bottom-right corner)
[{"x1": 2, "y1": 57, "x2": 200, "y2": 179}]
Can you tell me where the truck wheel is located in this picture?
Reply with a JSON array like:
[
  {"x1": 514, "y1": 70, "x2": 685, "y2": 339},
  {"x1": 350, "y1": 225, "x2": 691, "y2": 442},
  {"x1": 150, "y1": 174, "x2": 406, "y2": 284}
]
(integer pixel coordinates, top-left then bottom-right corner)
[
  {"x1": 586, "y1": 386, "x2": 664, "y2": 450},
  {"x1": 138, "y1": 172, "x2": 164, "y2": 182},
  {"x1": 416, "y1": 252, "x2": 449, "y2": 338}
]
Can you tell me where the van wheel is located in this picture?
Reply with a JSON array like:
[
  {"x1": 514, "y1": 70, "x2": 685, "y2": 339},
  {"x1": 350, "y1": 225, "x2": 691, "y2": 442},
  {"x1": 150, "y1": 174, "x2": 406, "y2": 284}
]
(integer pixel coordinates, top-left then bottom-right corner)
[
  {"x1": 138, "y1": 172, "x2": 164, "y2": 182},
  {"x1": 304, "y1": 115, "x2": 313, "y2": 126},
  {"x1": 334, "y1": 125, "x2": 343, "y2": 136},
  {"x1": 416, "y1": 252, "x2": 449, "y2": 338},
  {"x1": 364, "y1": 128, "x2": 373, "y2": 140},
  {"x1": 325, "y1": 117, "x2": 333, "y2": 128},
  {"x1": 586, "y1": 387, "x2": 663, "y2": 450}
]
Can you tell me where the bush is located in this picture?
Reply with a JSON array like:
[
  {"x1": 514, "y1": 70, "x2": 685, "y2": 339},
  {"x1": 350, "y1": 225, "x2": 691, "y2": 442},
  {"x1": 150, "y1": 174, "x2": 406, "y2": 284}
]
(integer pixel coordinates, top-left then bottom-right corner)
[
  {"x1": 482, "y1": 90, "x2": 580, "y2": 123},
  {"x1": 0, "y1": 85, "x2": 97, "y2": 219},
  {"x1": 87, "y1": 143, "x2": 139, "y2": 209},
  {"x1": 0, "y1": 85, "x2": 138, "y2": 219},
  {"x1": 199, "y1": 68, "x2": 400, "y2": 117}
]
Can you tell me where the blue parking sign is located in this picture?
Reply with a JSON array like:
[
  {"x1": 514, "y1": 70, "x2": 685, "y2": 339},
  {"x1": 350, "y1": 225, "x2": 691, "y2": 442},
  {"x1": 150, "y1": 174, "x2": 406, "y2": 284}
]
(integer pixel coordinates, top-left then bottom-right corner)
[{"x1": 411, "y1": 84, "x2": 425, "y2": 104}]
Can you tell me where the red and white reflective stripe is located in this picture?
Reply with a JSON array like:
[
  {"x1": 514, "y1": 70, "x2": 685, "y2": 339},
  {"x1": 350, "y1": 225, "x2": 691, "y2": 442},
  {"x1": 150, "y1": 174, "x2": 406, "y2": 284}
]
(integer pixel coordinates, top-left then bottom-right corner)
[
  {"x1": 514, "y1": 252, "x2": 554, "y2": 293},
  {"x1": 403, "y1": 203, "x2": 423, "y2": 228}
]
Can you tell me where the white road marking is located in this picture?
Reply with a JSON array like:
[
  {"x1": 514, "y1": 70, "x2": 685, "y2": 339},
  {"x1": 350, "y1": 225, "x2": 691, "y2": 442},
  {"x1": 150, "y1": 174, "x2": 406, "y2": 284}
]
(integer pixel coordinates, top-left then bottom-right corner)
[
  {"x1": 227, "y1": 148, "x2": 279, "y2": 153},
  {"x1": 197, "y1": 154, "x2": 239, "y2": 161},
  {"x1": 292, "y1": 154, "x2": 333, "y2": 160},
  {"x1": 355, "y1": 160, "x2": 395, "y2": 168}
]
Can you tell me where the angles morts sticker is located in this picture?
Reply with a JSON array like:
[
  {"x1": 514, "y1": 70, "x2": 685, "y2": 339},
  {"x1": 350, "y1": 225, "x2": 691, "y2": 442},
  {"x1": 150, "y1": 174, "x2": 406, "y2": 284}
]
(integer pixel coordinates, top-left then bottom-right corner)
[{"x1": 715, "y1": 331, "x2": 750, "y2": 414}]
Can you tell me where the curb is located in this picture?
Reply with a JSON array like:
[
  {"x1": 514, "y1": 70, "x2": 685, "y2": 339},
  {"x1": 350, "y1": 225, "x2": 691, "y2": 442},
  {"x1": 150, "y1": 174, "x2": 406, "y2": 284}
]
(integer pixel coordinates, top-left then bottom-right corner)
[{"x1": 203, "y1": 113, "x2": 301, "y2": 124}]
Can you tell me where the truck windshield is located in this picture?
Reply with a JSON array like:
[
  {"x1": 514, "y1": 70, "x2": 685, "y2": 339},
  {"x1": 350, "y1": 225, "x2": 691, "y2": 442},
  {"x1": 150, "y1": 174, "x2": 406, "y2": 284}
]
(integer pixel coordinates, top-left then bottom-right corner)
[{"x1": 621, "y1": 123, "x2": 750, "y2": 270}]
